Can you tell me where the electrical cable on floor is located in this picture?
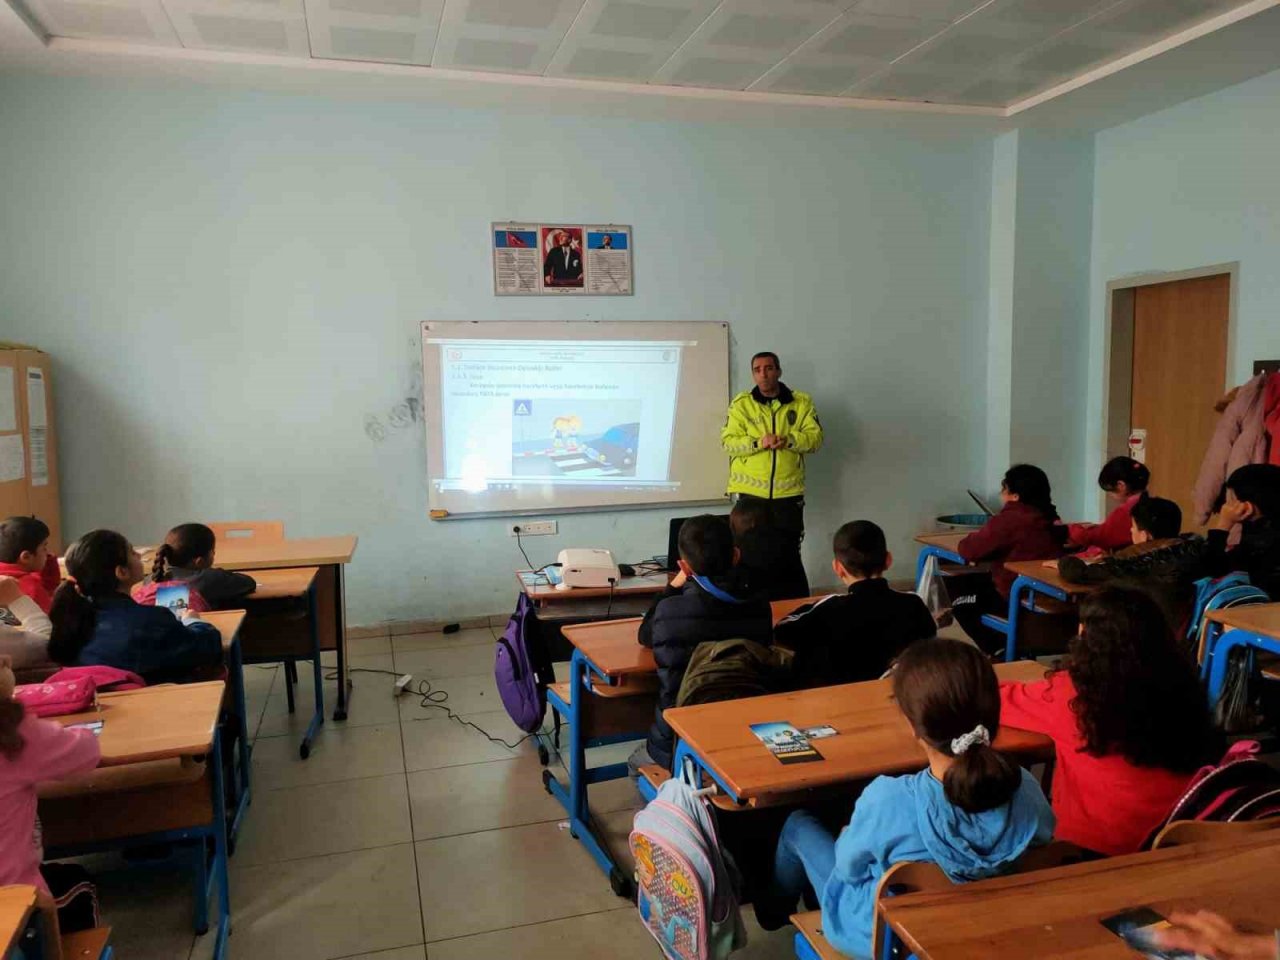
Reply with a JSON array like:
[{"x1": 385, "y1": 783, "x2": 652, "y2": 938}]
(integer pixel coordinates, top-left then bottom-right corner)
[{"x1": 323, "y1": 667, "x2": 540, "y2": 750}]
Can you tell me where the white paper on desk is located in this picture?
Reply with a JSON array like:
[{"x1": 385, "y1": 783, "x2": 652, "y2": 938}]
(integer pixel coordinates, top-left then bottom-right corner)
[
  {"x1": 0, "y1": 368, "x2": 15, "y2": 432},
  {"x1": 0, "y1": 433, "x2": 24, "y2": 483}
]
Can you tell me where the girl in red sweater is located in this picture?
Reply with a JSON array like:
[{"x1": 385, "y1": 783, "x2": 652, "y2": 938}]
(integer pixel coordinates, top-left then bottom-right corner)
[
  {"x1": 1067, "y1": 457, "x2": 1151, "y2": 553},
  {"x1": 999, "y1": 586, "x2": 1219, "y2": 855},
  {"x1": 948, "y1": 464, "x2": 1067, "y2": 655}
]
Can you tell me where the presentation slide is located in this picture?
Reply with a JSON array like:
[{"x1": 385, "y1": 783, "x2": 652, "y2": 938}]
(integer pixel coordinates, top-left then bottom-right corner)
[{"x1": 422, "y1": 322, "x2": 730, "y2": 517}]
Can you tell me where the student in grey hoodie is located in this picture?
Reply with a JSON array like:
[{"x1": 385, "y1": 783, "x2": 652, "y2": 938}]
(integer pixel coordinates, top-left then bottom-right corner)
[{"x1": 755, "y1": 637, "x2": 1055, "y2": 959}]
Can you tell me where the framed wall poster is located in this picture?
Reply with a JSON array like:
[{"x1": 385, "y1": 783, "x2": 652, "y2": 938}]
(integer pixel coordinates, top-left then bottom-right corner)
[{"x1": 492, "y1": 222, "x2": 632, "y2": 296}]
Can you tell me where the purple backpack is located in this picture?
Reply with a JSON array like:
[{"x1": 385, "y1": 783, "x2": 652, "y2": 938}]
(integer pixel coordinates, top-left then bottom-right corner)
[{"x1": 494, "y1": 593, "x2": 555, "y2": 733}]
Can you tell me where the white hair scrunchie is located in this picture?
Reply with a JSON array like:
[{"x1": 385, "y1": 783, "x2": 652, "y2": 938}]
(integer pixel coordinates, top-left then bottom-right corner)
[{"x1": 950, "y1": 724, "x2": 990, "y2": 756}]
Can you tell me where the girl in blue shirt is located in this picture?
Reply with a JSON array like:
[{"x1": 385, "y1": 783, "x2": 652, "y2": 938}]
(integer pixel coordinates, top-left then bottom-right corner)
[
  {"x1": 756, "y1": 637, "x2": 1056, "y2": 959},
  {"x1": 49, "y1": 529, "x2": 222, "y2": 684}
]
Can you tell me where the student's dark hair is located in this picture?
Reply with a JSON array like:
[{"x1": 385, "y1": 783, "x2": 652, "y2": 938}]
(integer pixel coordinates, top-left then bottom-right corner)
[
  {"x1": 729, "y1": 499, "x2": 771, "y2": 539},
  {"x1": 1225, "y1": 463, "x2": 1280, "y2": 521},
  {"x1": 153, "y1": 523, "x2": 217, "y2": 583},
  {"x1": 1097, "y1": 456, "x2": 1150, "y2": 494},
  {"x1": 1131, "y1": 496, "x2": 1182, "y2": 540},
  {"x1": 833, "y1": 520, "x2": 888, "y2": 578},
  {"x1": 1002, "y1": 464, "x2": 1059, "y2": 522},
  {"x1": 0, "y1": 697, "x2": 24, "y2": 760},
  {"x1": 1068, "y1": 586, "x2": 1218, "y2": 772},
  {"x1": 0, "y1": 516, "x2": 50, "y2": 564},
  {"x1": 677, "y1": 514, "x2": 735, "y2": 578},
  {"x1": 750, "y1": 351, "x2": 780, "y2": 368},
  {"x1": 48, "y1": 530, "x2": 133, "y2": 666},
  {"x1": 892, "y1": 638, "x2": 1022, "y2": 814}
]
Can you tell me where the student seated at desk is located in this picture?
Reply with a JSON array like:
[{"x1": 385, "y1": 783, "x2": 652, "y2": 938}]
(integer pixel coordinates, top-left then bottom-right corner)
[
  {"x1": 775, "y1": 520, "x2": 934, "y2": 687},
  {"x1": 630, "y1": 514, "x2": 772, "y2": 772},
  {"x1": 730, "y1": 497, "x2": 810, "y2": 602},
  {"x1": 754, "y1": 638, "x2": 1054, "y2": 958},
  {"x1": 1058, "y1": 496, "x2": 1204, "y2": 634},
  {"x1": 1000, "y1": 587, "x2": 1219, "y2": 855},
  {"x1": 49, "y1": 530, "x2": 223, "y2": 685},
  {"x1": 1204, "y1": 464, "x2": 1280, "y2": 599},
  {"x1": 0, "y1": 653, "x2": 102, "y2": 934},
  {"x1": 946, "y1": 464, "x2": 1068, "y2": 655},
  {"x1": 0, "y1": 517, "x2": 61, "y2": 613},
  {"x1": 134, "y1": 522, "x2": 256, "y2": 611},
  {"x1": 0, "y1": 576, "x2": 53, "y2": 675},
  {"x1": 1066, "y1": 457, "x2": 1150, "y2": 553}
]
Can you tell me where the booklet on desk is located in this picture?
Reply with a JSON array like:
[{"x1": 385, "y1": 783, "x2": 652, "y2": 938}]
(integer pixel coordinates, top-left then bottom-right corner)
[{"x1": 750, "y1": 721, "x2": 824, "y2": 764}]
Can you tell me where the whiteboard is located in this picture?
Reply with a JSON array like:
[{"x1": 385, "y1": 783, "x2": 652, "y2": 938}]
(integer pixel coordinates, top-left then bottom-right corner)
[{"x1": 422, "y1": 321, "x2": 731, "y2": 518}]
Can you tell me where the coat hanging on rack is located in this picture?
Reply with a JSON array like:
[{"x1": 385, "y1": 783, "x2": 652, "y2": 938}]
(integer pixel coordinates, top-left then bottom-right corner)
[{"x1": 1192, "y1": 373, "x2": 1271, "y2": 525}]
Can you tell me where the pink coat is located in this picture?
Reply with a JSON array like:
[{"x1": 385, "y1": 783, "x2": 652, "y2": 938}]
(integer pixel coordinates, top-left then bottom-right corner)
[{"x1": 1193, "y1": 373, "x2": 1270, "y2": 525}]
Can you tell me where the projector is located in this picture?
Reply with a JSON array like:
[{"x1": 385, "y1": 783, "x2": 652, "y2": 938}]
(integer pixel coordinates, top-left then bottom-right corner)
[{"x1": 556, "y1": 548, "x2": 620, "y2": 589}]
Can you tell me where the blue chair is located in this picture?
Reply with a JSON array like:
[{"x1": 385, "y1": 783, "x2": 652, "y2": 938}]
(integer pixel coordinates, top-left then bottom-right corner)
[{"x1": 1195, "y1": 584, "x2": 1270, "y2": 682}]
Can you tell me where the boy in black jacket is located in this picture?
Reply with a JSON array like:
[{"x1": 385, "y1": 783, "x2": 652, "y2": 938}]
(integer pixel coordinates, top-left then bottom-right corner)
[
  {"x1": 1058, "y1": 496, "x2": 1206, "y2": 633},
  {"x1": 730, "y1": 498, "x2": 811, "y2": 602},
  {"x1": 631, "y1": 515, "x2": 772, "y2": 772},
  {"x1": 774, "y1": 520, "x2": 934, "y2": 688}
]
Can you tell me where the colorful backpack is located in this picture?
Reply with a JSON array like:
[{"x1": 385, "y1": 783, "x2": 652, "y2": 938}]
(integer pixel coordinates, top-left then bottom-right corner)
[
  {"x1": 630, "y1": 762, "x2": 747, "y2": 960},
  {"x1": 493, "y1": 593, "x2": 555, "y2": 733},
  {"x1": 1145, "y1": 740, "x2": 1280, "y2": 847}
]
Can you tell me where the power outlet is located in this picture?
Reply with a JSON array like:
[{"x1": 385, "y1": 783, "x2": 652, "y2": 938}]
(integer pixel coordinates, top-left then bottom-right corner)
[{"x1": 511, "y1": 520, "x2": 557, "y2": 537}]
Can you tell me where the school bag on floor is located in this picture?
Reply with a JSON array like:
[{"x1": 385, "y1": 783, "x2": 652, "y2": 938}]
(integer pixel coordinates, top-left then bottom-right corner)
[
  {"x1": 1144, "y1": 740, "x2": 1280, "y2": 847},
  {"x1": 675, "y1": 638, "x2": 793, "y2": 708},
  {"x1": 493, "y1": 593, "x2": 555, "y2": 733},
  {"x1": 630, "y1": 760, "x2": 747, "y2": 960}
]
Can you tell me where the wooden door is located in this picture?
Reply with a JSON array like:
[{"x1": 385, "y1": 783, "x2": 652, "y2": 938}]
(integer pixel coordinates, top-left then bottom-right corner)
[{"x1": 1130, "y1": 273, "x2": 1230, "y2": 528}]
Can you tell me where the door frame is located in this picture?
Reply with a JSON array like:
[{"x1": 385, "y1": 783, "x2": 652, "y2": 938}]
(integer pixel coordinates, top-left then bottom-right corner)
[{"x1": 1101, "y1": 261, "x2": 1238, "y2": 515}]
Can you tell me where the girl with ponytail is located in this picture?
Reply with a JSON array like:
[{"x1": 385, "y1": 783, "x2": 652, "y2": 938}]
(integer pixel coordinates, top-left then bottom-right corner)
[
  {"x1": 1067, "y1": 456, "x2": 1152, "y2": 552},
  {"x1": 50, "y1": 530, "x2": 223, "y2": 684},
  {"x1": 755, "y1": 638, "x2": 1054, "y2": 959},
  {"x1": 133, "y1": 523, "x2": 255, "y2": 611}
]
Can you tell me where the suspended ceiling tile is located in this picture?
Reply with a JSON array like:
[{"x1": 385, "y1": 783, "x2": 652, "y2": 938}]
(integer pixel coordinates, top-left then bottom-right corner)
[
  {"x1": 545, "y1": 0, "x2": 718, "y2": 80},
  {"x1": 161, "y1": 0, "x2": 310, "y2": 53},
  {"x1": 305, "y1": 0, "x2": 443, "y2": 64},
  {"x1": 432, "y1": 0, "x2": 585, "y2": 74},
  {"x1": 23, "y1": 0, "x2": 181, "y2": 44}
]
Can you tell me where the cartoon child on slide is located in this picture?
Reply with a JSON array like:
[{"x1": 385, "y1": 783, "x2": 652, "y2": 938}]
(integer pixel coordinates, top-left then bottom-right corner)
[{"x1": 552, "y1": 415, "x2": 581, "y2": 452}]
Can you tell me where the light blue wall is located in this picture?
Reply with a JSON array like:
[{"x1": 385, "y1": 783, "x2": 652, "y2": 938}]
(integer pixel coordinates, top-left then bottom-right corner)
[
  {"x1": 1088, "y1": 67, "x2": 1280, "y2": 499},
  {"x1": 0, "y1": 74, "x2": 996, "y2": 624},
  {"x1": 1009, "y1": 130, "x2": 1094, "y2": 518}
]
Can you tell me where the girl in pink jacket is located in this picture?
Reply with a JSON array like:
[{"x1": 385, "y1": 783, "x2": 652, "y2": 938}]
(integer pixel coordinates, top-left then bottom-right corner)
[
  {"x1": 0, "y1": 653, "x2": 101, "y2": 919},
  {"x1": 1068, "y1": 457, "x2": 1151, "y2": 552}
]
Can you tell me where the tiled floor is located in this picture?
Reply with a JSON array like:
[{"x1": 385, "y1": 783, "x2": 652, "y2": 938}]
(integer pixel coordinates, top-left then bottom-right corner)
[{"x1": 85, "y1": 623, "x2": 798, "y2": 960}]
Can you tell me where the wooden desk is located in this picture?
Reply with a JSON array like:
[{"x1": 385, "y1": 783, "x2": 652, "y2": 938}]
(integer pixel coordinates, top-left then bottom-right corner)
[
  {"x1": 558, "y1": 594, "x2": 838, "y2": 683},
  {"x1": 664, "y1": 661, "x2": 1051, "y2": 804},
  {"x1": 1003, "y1": 559, "x2": 1097, "y2": 598},
  {"x1": 43, "y1": 683, "x2": 233, "y2": 960},
  {"x1": 0, "y1": 885, "x2": 38, "y2": 959},
  {"x1": 517, "y1": 569, "x2": 671, "y2": 604},
  {"x1": 1205, "y1": 602, "x2": 1280, "y2": 638},
  {"x1": 913, "y1": 532, "x2": 967, "y2": 553},
  {"x1": 55, "y1": 682, "x2": 224, "y2": 767},
  {"x1": 216, "y1": 536, "x2": 356, "y2": 722},
  {"x1": 245, "y1": 566, "x2": 320, "y2": 600},
  {"x1": 882, "y1": 830, "x2": 1280, "y2": 960},
  {"x1": 202, "y1": 609, "x2": 246, "y2": 651}
]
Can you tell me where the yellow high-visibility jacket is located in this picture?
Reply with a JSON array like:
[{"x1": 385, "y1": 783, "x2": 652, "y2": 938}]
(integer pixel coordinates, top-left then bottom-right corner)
[{"x1": 720, "y1": 384, "x2": 823, "y2": 498}]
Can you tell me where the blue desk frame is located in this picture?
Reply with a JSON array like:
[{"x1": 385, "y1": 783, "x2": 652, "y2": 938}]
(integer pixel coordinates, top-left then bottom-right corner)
[
  {"x1": 243, "y1": 582, "x2": 324, "y2": 760},
  {"x1": 224, "y1": 630, "x2": 253, "y2": 847},
  {"x1": 1207, "y1": 626, "x2": 1280, "y2": 704},
  {"x1": 45, "y1": 727, "x2": 232, "y2": 960},
  {"x1": 542, "y1": 647, "x2": 648, "y2": 899}
]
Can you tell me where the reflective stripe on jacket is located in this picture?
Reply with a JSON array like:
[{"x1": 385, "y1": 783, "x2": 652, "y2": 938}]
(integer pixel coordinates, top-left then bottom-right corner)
[{"x1": 720, "y1": 384, "x2": 822, "y2": 498}]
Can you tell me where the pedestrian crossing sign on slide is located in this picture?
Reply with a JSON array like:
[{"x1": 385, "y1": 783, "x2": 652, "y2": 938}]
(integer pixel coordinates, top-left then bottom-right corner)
[{"x1": 513, "y1": 399, "x2": 531, "y2": 416}]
